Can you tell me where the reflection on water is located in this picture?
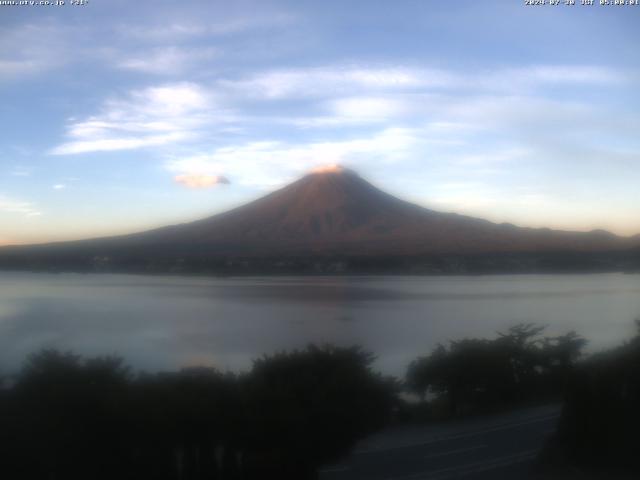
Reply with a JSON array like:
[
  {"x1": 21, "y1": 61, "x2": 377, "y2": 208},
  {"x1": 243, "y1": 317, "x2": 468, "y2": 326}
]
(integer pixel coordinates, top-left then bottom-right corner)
[{"x1": 0, "y1": 272, "x2": 639, "y2": 376}]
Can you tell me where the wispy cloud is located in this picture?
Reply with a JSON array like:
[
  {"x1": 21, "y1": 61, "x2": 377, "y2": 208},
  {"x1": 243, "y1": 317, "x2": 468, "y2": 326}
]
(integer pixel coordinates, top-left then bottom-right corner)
[
  {"x1": 207, "y1": 63, "x2": 631, "y2": 134},
  {"x1": 219, "y1": 64, "x2": 626, "y2": 101},
  {"x1": 0, "y1": 196, "x2": 41, "y2": 217},
  {"x1": 220, "y1": 66, "x2": 453, "y2": 99},
  {"x1": 116, "y1": 46, "x2": 218, "y2": 75},
  {"x1": 117, "y1": 23, "x2": 213, "y2": 41},
  {"x1": 327, "y1": 96, "x2": 410, "y2": 122},
  {"x1": 174, "y1": 174, "x2": 230, "y2": 189},
  {"x1": 11, "y1": 166, "x2": 33, "y2": 177},
  {"x1": 117, "y1": 13, "x2": 294, "y2": 41},
  {"x1": 52, "y1": 132, "x2": 195, "y2": 155},
  {"x1": 0, "y1": 59, "x2": 47, "y2": 77},
  {"x1": 0, "y1": 24, "x2": 69, "y2": 79},
  {"x1": 166, "y1": 127, "x2": 419, "y2": 187},
  {"x1": 47, "y1": 60, "x2": 637, "y2": 199},
  {"x1": 455, "y1": 148, "x2": 532, "y2": 166},
  {"x1": 50, "y1": 83, "x2": 217, "y2": 155},
  {"x1": 501, "y1": 65, "x2": 623, "y2": 86}
]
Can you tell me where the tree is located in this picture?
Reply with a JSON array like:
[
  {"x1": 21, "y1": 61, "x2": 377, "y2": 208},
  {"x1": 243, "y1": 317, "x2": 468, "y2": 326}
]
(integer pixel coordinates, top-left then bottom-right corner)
[
  {"x1": 406, "y1": 324, "x2": 587, "y2": 417},
  {"x1": 6, "y1": 350, "x2": 133, "y2": 479},
  {"x1": 243, "y1": 344, "x2": 398, "y2": 479},
  {"x1": 545, "y1": 322, "x2": 640, "y2": 474}
]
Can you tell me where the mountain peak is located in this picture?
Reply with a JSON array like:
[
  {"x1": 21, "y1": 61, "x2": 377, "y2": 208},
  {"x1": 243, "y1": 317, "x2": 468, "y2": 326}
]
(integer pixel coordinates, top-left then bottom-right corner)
[
  {"x1": 4, "y1": 165, "x2": 633, "y2": 265},
  {"x1": 310, "y1": 164, "x2": 354, "y2": 175}
]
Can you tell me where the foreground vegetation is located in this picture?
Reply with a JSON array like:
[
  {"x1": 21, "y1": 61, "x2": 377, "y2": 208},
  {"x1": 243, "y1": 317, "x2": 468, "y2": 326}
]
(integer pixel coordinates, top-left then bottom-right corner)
[
  {"x1": 405, "y1": 324, "x2": 586, "y2": 419},
  {"x1": 1, "y1": 322, "x2": 639, "y2": 478},
  {"x1": 0, "y1": 345, "x2": 396, "y2": 480},
  {"x1": 540, "y1": 322, "x2": 640, "y2": 476},
  {"x1": 406, "y1": 321, "x2": 640, "y2": 477}
]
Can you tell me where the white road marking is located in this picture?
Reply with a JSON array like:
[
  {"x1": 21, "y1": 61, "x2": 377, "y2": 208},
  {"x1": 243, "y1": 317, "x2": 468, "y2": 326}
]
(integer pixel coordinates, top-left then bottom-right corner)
[{"x1": 356, "y1": 413, "x2": 559, "y2": 455}]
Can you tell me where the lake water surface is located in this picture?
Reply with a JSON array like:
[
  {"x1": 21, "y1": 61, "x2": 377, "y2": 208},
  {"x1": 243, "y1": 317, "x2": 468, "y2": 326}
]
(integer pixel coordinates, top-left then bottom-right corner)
[{"x1": 1, "y1": 272, "x2": 639, "y2": 376}]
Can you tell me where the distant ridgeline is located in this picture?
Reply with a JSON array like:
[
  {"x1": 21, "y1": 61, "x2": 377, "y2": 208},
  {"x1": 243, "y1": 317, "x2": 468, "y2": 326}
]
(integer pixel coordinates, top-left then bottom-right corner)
[
  {"x1": 0, "y1": 246, "x2": 639, "y2": 275},
  {"x1": 1, "y1": 166, "x2": 639, "y2": 275}
]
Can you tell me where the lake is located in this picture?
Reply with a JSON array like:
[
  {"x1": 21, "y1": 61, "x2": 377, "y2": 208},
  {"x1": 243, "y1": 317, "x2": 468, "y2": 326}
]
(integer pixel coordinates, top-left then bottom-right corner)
[{"x1": 1, "y1": 272, "x2": 639, "y2": 377}]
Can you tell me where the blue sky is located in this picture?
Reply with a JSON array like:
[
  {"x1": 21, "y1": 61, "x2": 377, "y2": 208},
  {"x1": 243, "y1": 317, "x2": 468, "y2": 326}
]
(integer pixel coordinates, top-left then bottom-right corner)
[{"x1": 1, "y1": 0, "x2": 639, "y2": 245}]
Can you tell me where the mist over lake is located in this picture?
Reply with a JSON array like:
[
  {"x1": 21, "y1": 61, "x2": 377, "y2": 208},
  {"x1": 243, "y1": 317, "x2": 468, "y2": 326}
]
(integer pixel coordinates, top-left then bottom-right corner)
[{"x1": 0, "y1": 272, "x2": 638, "y2": 376}]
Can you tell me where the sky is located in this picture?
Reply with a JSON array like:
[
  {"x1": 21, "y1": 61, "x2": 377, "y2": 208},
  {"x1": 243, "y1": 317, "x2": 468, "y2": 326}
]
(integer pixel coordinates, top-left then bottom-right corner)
[{"x1": 1, "y1": 0, "x2": 639, "y2": 245}]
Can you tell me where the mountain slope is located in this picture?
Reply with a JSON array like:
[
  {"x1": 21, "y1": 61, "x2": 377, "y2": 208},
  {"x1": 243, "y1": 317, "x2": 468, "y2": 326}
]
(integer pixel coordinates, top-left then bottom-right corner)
[
  {"x1": 0, "y1": 166, "x2": 637, "y2": 271},
  {"x1": 117, "y1": 165, "x2": 633, "y2": 255}
]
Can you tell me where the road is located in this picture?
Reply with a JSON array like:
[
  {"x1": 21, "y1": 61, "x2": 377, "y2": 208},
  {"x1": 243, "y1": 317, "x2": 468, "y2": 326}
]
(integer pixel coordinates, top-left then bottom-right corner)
[{"x1": 319, "y1": 404, "x2": 560, "y2": 480}]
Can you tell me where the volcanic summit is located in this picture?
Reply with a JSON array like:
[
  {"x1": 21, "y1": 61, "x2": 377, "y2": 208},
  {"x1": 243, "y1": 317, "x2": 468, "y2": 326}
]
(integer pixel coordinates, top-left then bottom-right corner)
[
  {"x1": 131, "y1": 165, "x2": 630, "y2": 255},
  {"x1": 0, "y1": 165, "x2": 637, "y2": 273}
]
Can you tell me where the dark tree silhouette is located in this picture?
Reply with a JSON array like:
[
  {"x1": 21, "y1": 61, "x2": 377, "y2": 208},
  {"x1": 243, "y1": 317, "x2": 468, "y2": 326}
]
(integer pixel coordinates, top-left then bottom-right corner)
[
  {"x1": 544, "y1": 321, "x2": 640, "y2": 476},
  {"x1": 0, "y1": 344, "x2": 397, "y2": 480},
  {"x1": 406, "y1": 324, "x2": 587, "y2": 418},
  {"x1": 242, "y1": 344, "x2": 398, "y2": 479},
  {"x1": 128, "y1": 367, "x2": 242, "y2": 479},
  {"x1": 5, "y1": 350, "x2": 132, "y2": 479}
]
